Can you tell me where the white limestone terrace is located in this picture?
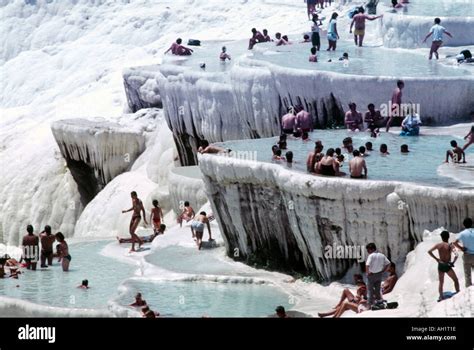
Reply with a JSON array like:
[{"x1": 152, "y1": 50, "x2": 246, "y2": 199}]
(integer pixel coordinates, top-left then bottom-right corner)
[
  {"x1": 141, "y1": 44, "x2": 473, "y2": 165},
  {"x1": 379, "y1": 0, "x2": 474, "y2": 48},
  {"x1": 51, "y1": 110, "x2": 157, "y2": 206},
  {"x1": 197, "y1": 152, "x2": 474, "y2": 280},
  {"x1": 169, "y1": 166, "x2": 208, "y2": 216}
]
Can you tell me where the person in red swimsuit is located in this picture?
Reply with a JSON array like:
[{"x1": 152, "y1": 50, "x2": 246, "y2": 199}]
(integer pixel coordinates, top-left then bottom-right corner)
[{"x1": 150, "y1": 199, "x2": 164, "y2": 235}]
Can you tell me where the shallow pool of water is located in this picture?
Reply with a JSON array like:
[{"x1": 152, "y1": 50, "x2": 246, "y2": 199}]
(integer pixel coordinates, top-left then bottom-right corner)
[
  {"x1": 117, "y1": 279, "x2": 290, "y2": 317},
  {"x1": 382, "y1": 0, "x2": 474, "y2": 17},
  {"x1": 220, "y1": 130, "x2": 473, "y2": 188},
  {"x1": 251, "y1": 40, "x2": 471, "y2": 77},
  {"x1": 0, "y1": 240, "x2": 136, "y2": 309}
]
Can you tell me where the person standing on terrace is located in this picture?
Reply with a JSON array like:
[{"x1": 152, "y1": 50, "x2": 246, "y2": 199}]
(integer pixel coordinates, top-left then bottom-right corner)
[
  {"x1": 295, "y1": 108, "x2": 313, "y2": 133},
  {"x1": 454, "y1": 218, "x2": 474, "y2": 287},
  {"x1": 281, "y1": 107, "x2": 297, "y2": 134},
  {"x1": 350, "y1": 7, "x2": 383, "y2": 47},
  {"x1": 306, "y1": 0, "x2": 317, "y2": 20},
  {"x1": 386, "y1": 80, "x2": 404, "y2": 132},
  {"x1": 461, "y1": 125, "x2": 473, "y2": 152},
  {"x1": 311, "y1": 14, "x2": 322, "y2": 51},
  {"x1": 422, "y1": 18, "x2": 453, "y2": 60},
  {"x1": 326, "y1": 12, "x2": 339, "y2": 51},
  {"x1": 122, "y1": 191, "x2": 148, "y2": 252}
]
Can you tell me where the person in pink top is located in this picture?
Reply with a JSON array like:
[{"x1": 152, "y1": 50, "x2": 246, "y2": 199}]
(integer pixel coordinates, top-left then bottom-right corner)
[
  {"x1": 220, "y1": 46, "x2": 231, "y2": 61},
  {"x1": 309, "y1": 47, "x2": 318, "y2": 62},
  {"x1": 281, "y1": 107, "x2": 297, "y2": 134},
  {"x1": 349, "y1": 7, "x2": 383, "y2": 47},
  {"x1": 296, "y1": 108, "x2": 313, "y2": 133},
  {"x1": 164, "y1": 38, "x2": 193, "y2": 56},
  {"x1": 345, "y1": 102, "x2": 363, "y2": 131},
  {"x1": 387, "y1": 80, "x2": 404, "y2": 132},
  {"x1": 249, "y1": 28, "x2": 265, "y2": 50}
]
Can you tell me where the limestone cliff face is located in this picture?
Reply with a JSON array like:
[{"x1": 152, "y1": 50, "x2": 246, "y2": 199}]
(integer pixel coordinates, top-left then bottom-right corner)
[
  {"x1": 132, "y1": 59, "x2": 473, "y2": 166},
  {"x1": 51, "y1": 117, "x2": 149, "y2": 205},
  {"x1": 199, "y1": 154, "x2": 474, "y2": 281}
]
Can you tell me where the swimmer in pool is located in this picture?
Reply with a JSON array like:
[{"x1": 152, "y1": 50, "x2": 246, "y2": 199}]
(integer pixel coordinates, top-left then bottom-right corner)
[
  {"x1": 130, "y1": 293, "x2": 147, "y2": 307},
  {"x1": 365, "y1": 142, "x2": 373, "y2": 152},
  {"x1": 55, "y1": 232, "x2": 70, "y2": 272},
  {"x1": 198, "y1": 140, "x2": 229, "y2": 154},
  {"x1": 281, "y1": 107, "x2": 297, "y2": 134},
  {"x1": 445, "y1": 140, "x2": 466, "y2": 163},
  {"x1": 220, "y1": 46, "x2": 231, "y2": 61},
  {"x1": 345, "y1": 103, "x2": 363, "y2": 131},
  {"x1": 78, "y1": 280, "x2": 89, "y2": 289},
  {"x1": 309, "y1": 47, "x2": 318, "y2": 62},
  {"x1": 275, "y1": 33, "x2": 289, "y2": 46},
  {"x1": 262, "y1": 29, "x2": 272, "y2": 42},
  {"x1": 349, "y1": 150, "x2": 367, "y2": 179},
  {"x1": 380, "y1": 143, "x2": 390, "y2": 155},
  {"x1": 295, "y1": 108, "x2": 313, "y2": 133},
  {"x1": 164, "y1": 38, "x2": 193, "y2": 56}
]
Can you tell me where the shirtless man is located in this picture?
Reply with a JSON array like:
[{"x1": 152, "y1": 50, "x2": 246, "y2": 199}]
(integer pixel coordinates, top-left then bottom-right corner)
[
  {"x1": 39, "y1": 225, "x2": 56, "y2": 268},
  {"x1": 281, "y1": 107, "x2": 296, "y2": 134},
  {"x1": 178, "y1": 201, "x2": 195, "y2": 228},
  {"x1": 345, "y1": 103, "x2": 363, "y2": 131},
  {"x1": 387, "y1": 80, "x2": 404, "y2": 132},
  {"x1": 117, "y1": 224, "x2": 166, "y2": 244},
  {"x1": 198, "y1": 140, "x2": 228, "y2": 154},
  {"x1": 364, "y1": 103, "x2": 384, "y2": 134},
  {"x1": 349, "y1": 7, "x2": 382, "y2": 47},
  {"x1": 428, "y1": 230, "x2": 460, "y2": 301},
  {"x1": 122, "y1": 191, "x2": 148, "y2": 252},
  {"x1": 445, "y1": 140, "x2": 466, "y2": 163},
  {"x1": 22, "y1": 225, "x2": 39, "y2": 271},
  {"x1": 275, "y1": 33, "x2": 289, "y2": 46},
  {"x1": 249, "y1": 28, "x2": 265, "y2": 50},
  {"x1": 349, "y1": 150, "x2": 367, "y2": 179},
  {"x1": 295, "y1": 108, "x2": 313, "y2": 133},
  {"x1": 191, "y1": 211, "x2": 212, "y2": 250},
  {"x1": 220, "y1": 46, "x2": 231, "y2": 61},
  {"x1": 164, "y1": 38, "x2": 193, "y2": 56},
  {"x1": 306, "y1": 142, "x2": 324, "y2": 173}
]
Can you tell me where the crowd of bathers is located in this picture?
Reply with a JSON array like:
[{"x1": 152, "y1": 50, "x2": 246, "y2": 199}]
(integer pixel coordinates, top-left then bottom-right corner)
[{"x1": 0, "y1": 224, "x2": 70, "y2": 279}]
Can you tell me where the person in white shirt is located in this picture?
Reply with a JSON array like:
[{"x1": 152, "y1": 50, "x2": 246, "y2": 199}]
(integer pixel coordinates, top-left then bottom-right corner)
[
  {"x1": 454, "y1": 218, "x2": 474, "y2": 287},
  {"x1": 365, "y1": 243, "x2": 390, "y2": 306},
  {"x1": 401, "y1": 104, "x2": 422, "y2": 136},
  {"x1": 422, "y1": 18, "x2": 453, "y2": 60}
]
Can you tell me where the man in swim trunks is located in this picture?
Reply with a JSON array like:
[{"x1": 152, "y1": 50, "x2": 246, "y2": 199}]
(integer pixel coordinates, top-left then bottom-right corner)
[
  {"x1": 445, "y1": 140, "x2": 466, "y2": 163},
  {"x1": 122, "y1": 191, "x2": 148, "y2": 252},
  {"x1": 191, "y1": 211, "x2": 212, "y2": 250},
  {"x1": 306, "y1": 141, "x2": 324, "y2": 173},
  {"x1": 428, "y1": 230, "x2": 460, "y2": 301},
  {"x1": 39, "y1": 225, "x2": 56, "y2": 268},
  {"x1": 295, "y1": 108, "x2": 313, "y2": 133},
  {"x1": 22, "y1": 225, "x2": 39, "y2": 271},
  {"x1": 422, "y1": 18, "x2": 453, "y2": 60},
  {"x1": 117, "y1": 224, "x2": 166, "y2": 244},
  {"x1": 349, "y1": 7, "x2": 383, "y2": 47},
  {"x1": 281, "y1": 107, "x2": 296, "y2": 134},
  {"x1": 387, "y1": 80, "x2": 404, "y2": 132},
  {"x1": 349, "y1": 150, "x2": 367, "y2": 179}
]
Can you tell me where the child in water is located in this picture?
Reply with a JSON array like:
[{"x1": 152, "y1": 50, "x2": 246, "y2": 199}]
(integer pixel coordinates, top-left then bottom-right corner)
[
  {"x1": 220, "y1": 46, "x2": 231, "y2": 61},
  {"x1": 309, "y1": 47, "x2": 318, "y2": 62}
]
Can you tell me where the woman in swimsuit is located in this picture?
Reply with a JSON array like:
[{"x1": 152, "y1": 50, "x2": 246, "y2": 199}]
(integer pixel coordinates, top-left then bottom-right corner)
[
  {"x1": 150, "y1": 200, "x2": 164, "y2": 235},
  {"x1": 318, "y1": 148, "x2": 338, "y2": 176},
  {"x1": 55, "y1": 232, "x2": 70, "y2": 272}
]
